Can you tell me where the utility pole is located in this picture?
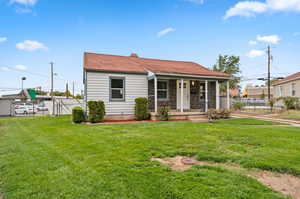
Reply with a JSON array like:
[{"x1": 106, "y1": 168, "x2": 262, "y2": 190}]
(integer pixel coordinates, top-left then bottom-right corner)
[
  {"x1": 72, "y1": 81, "x2": 75, "y2": 98},
  {"x1": 267, "y1": 46, "x2": 272, "y2": 101},
  {"x1": 21, "y1": 77, "x2": 26, "y2": 91},
  {"x1": 50, "y1": 62, "x2": 55, "y2": 116},
  {"x1": 66, "y1": 82, "x2": 69, "y2": 99}
]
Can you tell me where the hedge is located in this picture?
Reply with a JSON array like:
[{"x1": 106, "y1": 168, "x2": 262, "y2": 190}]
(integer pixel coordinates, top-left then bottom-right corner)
[
  {"x1": 72, "y1": 106, "x2": 85, "y2": 123},
  {"x1": 135, "y1": 97, "x2": 149, "y2": 120},
  {"x1": 207, "y1": 109, "x2": 231, "y2": 121},
  {"x1": 88, "y1": 100, "x2": 106, "y2": 123}
]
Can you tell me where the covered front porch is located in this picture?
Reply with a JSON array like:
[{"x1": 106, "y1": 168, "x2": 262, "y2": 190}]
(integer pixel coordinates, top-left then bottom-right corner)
[{"x1": 148, "y1": 73, "x2": 231, "y2": 118}]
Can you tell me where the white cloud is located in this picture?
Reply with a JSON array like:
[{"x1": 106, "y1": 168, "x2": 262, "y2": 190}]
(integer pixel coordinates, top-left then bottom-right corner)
[
  {"x1": 249, "y1": 40, "x2": 257, "y2": 45},
  {"x1": 0, "y1": 37, "x2": 7, "y2": 43},
  {"x1": 10, "y1": 0, "x2": 38, "y2": 6},
  {"x1": 185, "y1": 0, "x2": 204, "y2": 4},
  {"x1": 0, "y1": 66, "x2": 10, "y2": 71},
  {"x1": 15, "y1": 7, "x2": 33, "y2": 14},
  {"x1": 0, "y1": 65, "x2": 28, "y2": 71},
  {"x1": 16, "y1": 40, "x2": 48, "y2": 51},
  {"x1": 157, "y1": 27, "x2": 175, "y2": 38},
  {"x1": 294, "y1": 32, "x2": 300, "y2": 36},
  {"x1": 224, "y1": 1, "x2": 268, "y2": 19},
  {"x1": 246, "y1": 49, "x2": 265, "y2": 58},
  {"x1": 224, "y1": 0, "x2": 300, "y2": 19},
  {"x1": 14, "y1": 65, "x2": 27, "y2": 71},
  {"x1": 257, "y1": 34, "x2": 280, "y2": 44}
]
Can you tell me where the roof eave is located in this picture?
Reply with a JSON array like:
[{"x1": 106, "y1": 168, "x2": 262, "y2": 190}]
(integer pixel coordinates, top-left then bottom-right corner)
[
  {"x1": 84, "y1": 68, "x2": 148, "y2": 75},
  {"x1": 273, "y1": 76, "x2": 300, "y2": 86},
  {"x1": 154, "y1": 72, "x2": 231, "y2": 80}
]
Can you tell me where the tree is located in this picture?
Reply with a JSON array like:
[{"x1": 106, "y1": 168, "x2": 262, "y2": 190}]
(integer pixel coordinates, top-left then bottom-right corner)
[
  {"x1": 265, "y1": 78, "x2": 278, "y2": 87},
  {"x1": 213, "y1": 55, "x2": 241, "y2": 93},
  {"x1": 75, "y1": 94, "x2": 83, "y2": 99}
]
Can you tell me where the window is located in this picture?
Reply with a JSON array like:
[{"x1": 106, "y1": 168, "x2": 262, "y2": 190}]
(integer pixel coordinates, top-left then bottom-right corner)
[
  {"x1": 157, "y1": 80, "x2": 168, "y2": 100},
  {"x1": 279, "y1": 86, "x2": 283, "y2": 97},
  {"x1": 110, "y1": 77, "x2": 125, "y2": 101},
  {"x1": 292, "y1": 83, "x2": 296, "y2": 96}
]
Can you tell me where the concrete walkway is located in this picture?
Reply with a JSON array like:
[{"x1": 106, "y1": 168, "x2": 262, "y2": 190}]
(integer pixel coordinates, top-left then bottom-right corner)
[{"x1": 232, "y1": 113, "x2": 300, "y2": 127}]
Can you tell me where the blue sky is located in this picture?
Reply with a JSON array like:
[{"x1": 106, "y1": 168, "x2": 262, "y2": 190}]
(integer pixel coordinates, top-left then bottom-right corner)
[{"x1": 0, "y1": 0, "x2": 300, "y2": 95}]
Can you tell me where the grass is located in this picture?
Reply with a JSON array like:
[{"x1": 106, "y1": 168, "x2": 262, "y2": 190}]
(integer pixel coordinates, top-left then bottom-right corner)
[
  {"x1": 1, "y1": 116, "x2": 300, "y2": 199},
  {"x1": 275, "y1": 110, "x2": 300, "y2": 121}
]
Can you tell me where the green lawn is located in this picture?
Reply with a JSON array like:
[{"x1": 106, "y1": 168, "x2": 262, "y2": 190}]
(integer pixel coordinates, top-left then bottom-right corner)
[
  {"x1": 275, "y1": 110, "x2": 300, "y2": 121},
  {"x1": 0, "y1": 117, "x2": 300, "y2": 199}
]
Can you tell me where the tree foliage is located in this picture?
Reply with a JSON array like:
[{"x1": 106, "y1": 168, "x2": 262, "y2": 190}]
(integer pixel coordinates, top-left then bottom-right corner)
[{"x1": 213, "y1": 55, "x2": 241, "y2": 93}]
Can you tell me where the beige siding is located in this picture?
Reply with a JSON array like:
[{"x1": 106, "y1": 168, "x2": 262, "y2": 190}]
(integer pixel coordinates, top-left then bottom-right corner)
[
  {"x1": 86, "y1": 71, "x2": 148, "y2": 115},
  {"x1": 273, "y1": 79, "x2": 300, "y2": 98}
]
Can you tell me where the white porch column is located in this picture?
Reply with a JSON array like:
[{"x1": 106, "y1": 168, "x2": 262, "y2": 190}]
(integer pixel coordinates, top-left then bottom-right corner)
[
  {"x1": 216, "y1": 80, "x2": 220, "y2": 110},
  {"x1": 154, "y1": 76, "x2": 158, "y2": 114},
  {"x1": 227, "y1": 81, "x2": 230, "y2": 109},
  {"x1": 180, "y1": 78, "x2": 184, "y2": 113},
  {"x1": 205, "y1": 80, "x2": 208, "y2": 112}
]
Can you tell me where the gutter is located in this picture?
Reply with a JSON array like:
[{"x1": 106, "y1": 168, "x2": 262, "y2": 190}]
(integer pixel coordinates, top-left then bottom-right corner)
[
  {"x1": 153, "y1": 72, "x2": 232, "y2": 80},
  {"x1": 273, "y1": 76, "x2": 300, "y2": 86}
]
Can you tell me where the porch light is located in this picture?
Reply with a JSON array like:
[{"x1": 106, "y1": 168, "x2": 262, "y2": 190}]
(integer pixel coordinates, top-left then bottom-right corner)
[{"x1": 192, "y1": 81, "x2": 195, "y2": 86}]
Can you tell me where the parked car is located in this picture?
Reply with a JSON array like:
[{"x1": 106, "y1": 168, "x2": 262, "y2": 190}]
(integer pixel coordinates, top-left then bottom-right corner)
[
  {"x1": 36, "y1": 105, "x2": 48, "y2": 111},
  {"x1": 15, "y1": 106, "x2": 35, "y2": 115}
]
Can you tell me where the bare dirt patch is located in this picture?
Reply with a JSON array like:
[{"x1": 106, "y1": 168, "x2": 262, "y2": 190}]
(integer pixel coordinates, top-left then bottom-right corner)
[{"x1": 151, "y1": 156, "x2": 300, "y2": 199}]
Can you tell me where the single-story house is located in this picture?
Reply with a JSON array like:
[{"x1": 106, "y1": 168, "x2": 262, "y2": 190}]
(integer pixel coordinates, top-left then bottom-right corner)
[
  {"x1": 83, "y1": 52, "x2": 231, "y2": 120},
  {"x1": 273, "y1": 72, "x2": 300, "y2": 100},
  {"x1": 242, "y1": 84, "x2": 273, "y2": 99}
]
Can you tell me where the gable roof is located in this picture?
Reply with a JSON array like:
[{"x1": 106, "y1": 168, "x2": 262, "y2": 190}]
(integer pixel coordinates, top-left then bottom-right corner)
[
  {"x1": 84, "y1": 52, "x2": 230, "y2": 78},
  {"x1": 273, "y1": 72, "x2": 300, "y2": 85}
]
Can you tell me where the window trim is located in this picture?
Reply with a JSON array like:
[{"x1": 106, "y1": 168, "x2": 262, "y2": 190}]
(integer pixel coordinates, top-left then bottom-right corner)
[
  {"x1": 292, "y1": 83, "x2": 296, "y2": 96},
  {"x1": 157, "y1": 80, "x2": 169, "y2": 101},
  {"x1": 279, "y1": 85, "x2": 283, "y2": 97},
  {"x1": 109, "y1": 76, "x2": 125, "y2": 102}
]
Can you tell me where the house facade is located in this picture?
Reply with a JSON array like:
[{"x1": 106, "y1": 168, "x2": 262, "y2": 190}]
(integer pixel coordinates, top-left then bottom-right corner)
[
  {"x1": 273, "y1": 72, "x2": 300, "y2": 101},
  {"x1": 83, "y1": 52, "x2": 231, "y2": 120},
  {"x1": 242, "y1": 84, "x2": 273, "y2": 99}
]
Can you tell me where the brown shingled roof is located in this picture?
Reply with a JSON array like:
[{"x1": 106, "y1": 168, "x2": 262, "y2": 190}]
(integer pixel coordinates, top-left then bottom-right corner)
[
  {"x1": 273, "y1": 72, "x2": 300, "y2": 85},
  {"x1": 84, "y1": 52, "x2": 230, "y2": 78}
]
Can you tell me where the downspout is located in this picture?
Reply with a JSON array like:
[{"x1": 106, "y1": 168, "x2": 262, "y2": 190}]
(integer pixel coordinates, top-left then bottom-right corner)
[{"x1": 84, "y1": 69, "x2": 88, "y2": 117}]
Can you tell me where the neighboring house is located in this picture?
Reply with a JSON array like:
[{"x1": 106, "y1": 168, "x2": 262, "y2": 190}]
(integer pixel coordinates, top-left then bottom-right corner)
[
  {"x1": 229, "y1": 88, "x2": 240, "y2": 98},
  {"x1": 83, "y1": 52, "x2": 231, "y2": 120},
  {"x1": 273, "y1": 72, "x2": 300, "y2": 100},
  {"x1": 242, "y1": 84, "x2": 273, "y2": 99}
]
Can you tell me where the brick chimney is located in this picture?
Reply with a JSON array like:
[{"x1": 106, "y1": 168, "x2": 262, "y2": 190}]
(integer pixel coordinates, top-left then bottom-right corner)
[{"x1": 130, "y1": 53, "x2": 138, "y2": 58}]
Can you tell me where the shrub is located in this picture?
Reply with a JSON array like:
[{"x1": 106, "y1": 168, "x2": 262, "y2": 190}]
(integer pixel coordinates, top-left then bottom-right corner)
[
  {"x1": 72, "y1": 106, "x2": 85, "y2": 123},
  {"x1": 207, "y1": 109, "x2": 231, "y2": 121},
  {"x1": 219, "y1": 109, "x2": 231, "y2": 119},
  {"x1": 135, "y1": 97, "x2": 149, "y2": 120},
  {"x1": 158, "y1": 104, "x2": 170, "y2": 121},
  {"x1": 88, "y1": 100, "x2": 106, "y2": 123},
  {"x1": 207, "y1": 109, "x2": 219, "y2": 121},
  {"x1": 281, "y1": 97, "x2": 299, "y2": 110},
  {"x1": 268, "y1": 98, "x2": 277, "y2": 112},
  {"x1": 232, "y1": 101, "x2": 245, "y2": 111}
]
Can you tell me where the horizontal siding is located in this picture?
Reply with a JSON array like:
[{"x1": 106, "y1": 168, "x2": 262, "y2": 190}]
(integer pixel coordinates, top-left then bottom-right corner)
[
  {"x1": 86, "y1": 72, "x2": 148, "y2": 115},
  {"x1": 274, "y1": 79, "x2": 300, "y2": 98}
]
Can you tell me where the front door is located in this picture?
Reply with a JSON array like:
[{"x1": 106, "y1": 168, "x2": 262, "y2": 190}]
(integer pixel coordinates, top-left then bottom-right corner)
[{"x1": 177, "y1": 80, "x2": 190, "y2": 110}]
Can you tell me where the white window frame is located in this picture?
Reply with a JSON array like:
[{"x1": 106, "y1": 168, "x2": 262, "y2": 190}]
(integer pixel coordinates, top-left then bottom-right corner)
[
  {"x1": 157, "y1": 80, "x2": 169, "y2": 101},
  {"x1": 109, "y1": 76, "x2": 125, "y2": 102},
  {"x1": 292, "y1": 83, "x2": 296, "y2": 96},
  {"x1": 278, "y1": 86, "x2": 283, "y2": 97}
]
